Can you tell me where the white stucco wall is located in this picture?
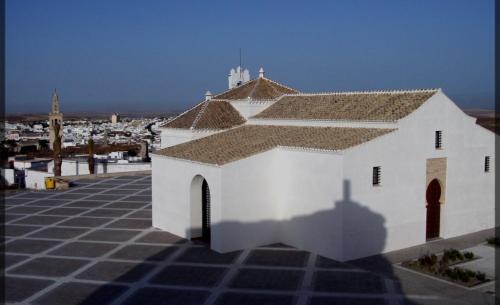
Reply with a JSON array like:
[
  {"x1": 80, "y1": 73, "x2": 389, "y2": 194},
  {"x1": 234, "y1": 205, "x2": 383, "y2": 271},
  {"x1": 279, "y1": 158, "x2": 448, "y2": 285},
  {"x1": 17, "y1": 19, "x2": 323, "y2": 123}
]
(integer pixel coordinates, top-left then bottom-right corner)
[
  {"x1": 341, "y1": 91, "x2": 495, "y2": 260},
  {"x1": 275, "y1": 148, "x2": 345, "y2": 259},
  {"x1": 160, "y1": 128, "x2": 218, "y2": 148},
  {"x1": 152, "y1": 154, "x2": 221, "y2": 239}
]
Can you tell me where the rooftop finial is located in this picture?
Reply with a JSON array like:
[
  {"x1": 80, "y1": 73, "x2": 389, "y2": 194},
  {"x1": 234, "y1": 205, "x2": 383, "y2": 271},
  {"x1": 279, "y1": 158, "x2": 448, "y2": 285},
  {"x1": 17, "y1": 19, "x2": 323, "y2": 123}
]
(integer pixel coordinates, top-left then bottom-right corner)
[
  {"x1": 205, "y1": 90, "x2": 212, "y2": 101},
  {"x1": 259, "y1": 67, "x2": 265, "y2": 78}
]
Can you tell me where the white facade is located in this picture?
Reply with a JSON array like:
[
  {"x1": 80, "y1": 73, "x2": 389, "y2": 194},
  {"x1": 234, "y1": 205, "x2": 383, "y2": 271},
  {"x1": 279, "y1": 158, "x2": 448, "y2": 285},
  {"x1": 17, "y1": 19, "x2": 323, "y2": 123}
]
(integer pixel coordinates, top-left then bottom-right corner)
[{"x1": 153, "y1": 90, "x2": 495, "y2": 261}]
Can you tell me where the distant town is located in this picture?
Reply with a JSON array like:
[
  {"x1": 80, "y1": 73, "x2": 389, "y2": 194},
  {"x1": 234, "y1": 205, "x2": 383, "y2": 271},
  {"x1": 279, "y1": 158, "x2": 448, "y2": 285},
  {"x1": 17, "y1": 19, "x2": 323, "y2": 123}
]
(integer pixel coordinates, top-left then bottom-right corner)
[{"x1": 1, "y1": 91, "x2": 179, "y2": 189}]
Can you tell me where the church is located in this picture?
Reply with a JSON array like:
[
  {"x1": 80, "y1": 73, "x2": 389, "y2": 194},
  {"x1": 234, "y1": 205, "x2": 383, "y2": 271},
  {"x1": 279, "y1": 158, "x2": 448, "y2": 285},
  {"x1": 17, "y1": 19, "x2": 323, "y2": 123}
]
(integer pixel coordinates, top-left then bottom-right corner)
[{"x1": 152, "y1": 67, "x2": 495, "y2": 261}]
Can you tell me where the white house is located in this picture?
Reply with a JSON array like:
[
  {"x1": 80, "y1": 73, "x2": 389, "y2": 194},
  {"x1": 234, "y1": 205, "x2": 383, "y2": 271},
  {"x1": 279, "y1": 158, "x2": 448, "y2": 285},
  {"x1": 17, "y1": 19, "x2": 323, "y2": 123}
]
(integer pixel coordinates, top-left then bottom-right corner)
[{"x1": 152, "y1": 67, "x2": 496, "y2": 262}]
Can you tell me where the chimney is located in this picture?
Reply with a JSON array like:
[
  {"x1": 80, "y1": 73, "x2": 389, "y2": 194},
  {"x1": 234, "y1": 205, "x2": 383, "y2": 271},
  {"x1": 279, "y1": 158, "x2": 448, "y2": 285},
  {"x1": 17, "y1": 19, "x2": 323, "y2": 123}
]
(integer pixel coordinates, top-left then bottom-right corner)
[
  {"x1": 205, "y1": 90, "x2": 212, "y2": 101},
  {"x1": 259, "y1": 67, "x2": 265, "y2": 78}
]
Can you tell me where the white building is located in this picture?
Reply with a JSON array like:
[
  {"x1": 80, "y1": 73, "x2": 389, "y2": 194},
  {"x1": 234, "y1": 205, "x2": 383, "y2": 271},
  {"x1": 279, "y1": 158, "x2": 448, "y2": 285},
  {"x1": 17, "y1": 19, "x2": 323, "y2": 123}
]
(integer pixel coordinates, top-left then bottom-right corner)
[
  {"x1": 152, "y1": 69, "x2": 496, "y2": 262},
  {"x1": 111, "y1": 113, "x2": 120, "y2": 124}
]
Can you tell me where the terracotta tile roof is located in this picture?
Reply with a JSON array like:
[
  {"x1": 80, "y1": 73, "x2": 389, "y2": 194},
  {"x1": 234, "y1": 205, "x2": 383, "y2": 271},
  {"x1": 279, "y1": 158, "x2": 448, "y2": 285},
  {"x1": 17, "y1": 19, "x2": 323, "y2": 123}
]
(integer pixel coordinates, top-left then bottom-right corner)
[
  {"x1": 214, "y1": 77, "x2": 299, "y2": 100},
  {"x1": 253, "y1": 89, "x2": 438, "y2": 121},
  {"x1": 162, "y1": 100, "x2": 245, "y2": 130},
  {"x1": 155, "y1": 125, "x2": 394, "y2": 165}
]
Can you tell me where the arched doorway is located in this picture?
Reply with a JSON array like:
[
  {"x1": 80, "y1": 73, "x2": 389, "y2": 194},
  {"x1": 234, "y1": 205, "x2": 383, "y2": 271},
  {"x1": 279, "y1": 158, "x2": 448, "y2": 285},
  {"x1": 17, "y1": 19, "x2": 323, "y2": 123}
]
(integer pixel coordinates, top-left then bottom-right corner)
[
  {"x1": 201, "y1": 179, "x2": 211, "y2": 242},
  {"x1": 426, "y1": 179, "x2": 441, "y2": 240},
  {"x1": 189, "y1": 175, "x2": 211, "y2": 243}
]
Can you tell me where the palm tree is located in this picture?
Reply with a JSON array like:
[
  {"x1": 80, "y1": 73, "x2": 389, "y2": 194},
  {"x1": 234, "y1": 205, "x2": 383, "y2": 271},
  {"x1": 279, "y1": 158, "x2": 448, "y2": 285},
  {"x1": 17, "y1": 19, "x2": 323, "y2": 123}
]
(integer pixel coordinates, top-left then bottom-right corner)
[
  {"x1": 53, "y1": 122, "x2": 62, "y2": 176},
  {"x1": 88, "y1": 137, "x2": 95, "y2": 174}
]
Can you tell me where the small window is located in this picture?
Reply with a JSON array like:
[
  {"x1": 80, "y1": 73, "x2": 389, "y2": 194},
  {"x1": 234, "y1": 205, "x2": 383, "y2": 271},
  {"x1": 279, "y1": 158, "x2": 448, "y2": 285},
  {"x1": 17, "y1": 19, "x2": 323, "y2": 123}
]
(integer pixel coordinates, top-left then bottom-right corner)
[
  {"x1": 373, "y1": 166, "x2": 381, "y2": 186},
  {"x1": 485, "y1": 156, "x2": 490, "y2": 173},
  {"x1": 435, "y1": 131, "x2": 442, "y2": 149}
]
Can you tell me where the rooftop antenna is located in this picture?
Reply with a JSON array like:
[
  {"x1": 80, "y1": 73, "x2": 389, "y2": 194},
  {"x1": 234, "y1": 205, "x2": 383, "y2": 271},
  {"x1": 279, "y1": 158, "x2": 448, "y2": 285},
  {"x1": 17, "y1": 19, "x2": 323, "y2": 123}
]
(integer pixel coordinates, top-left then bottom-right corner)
[{"x1": 239, "y1": 48, "x2": 242, "y2": 78}]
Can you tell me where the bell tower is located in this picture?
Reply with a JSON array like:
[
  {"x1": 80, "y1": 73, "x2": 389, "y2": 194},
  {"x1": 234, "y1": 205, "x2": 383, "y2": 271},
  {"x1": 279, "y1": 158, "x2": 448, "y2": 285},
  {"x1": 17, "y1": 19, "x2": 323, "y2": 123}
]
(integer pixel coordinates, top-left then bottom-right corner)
[{"x1": 49, "y1": 89, "x2": 63, "y2": 149}]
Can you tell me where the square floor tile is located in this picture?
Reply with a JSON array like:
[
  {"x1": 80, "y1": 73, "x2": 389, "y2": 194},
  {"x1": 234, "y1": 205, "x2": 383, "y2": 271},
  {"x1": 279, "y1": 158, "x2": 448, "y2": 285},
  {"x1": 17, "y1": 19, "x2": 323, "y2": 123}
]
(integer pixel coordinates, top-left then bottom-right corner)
[
  {"x1": 66, "y1": 188, "x2": 105, "y2": 194},
  {"x1": 215, "y1": 292, "x2": 296, "y2": 305},
  {"x1": 124, "y1": 195, "x2": 151, "y2": 202},
  {"x1": 27, "y1": 199, "x2": 69, "y2": 206},
  {"x1": 49, "y1": 241, "x2": 119, "y2": 258},
  {"x1": 81, "y1": 209, "x2": 131, "y2": 217},
  {"x1": 6, "y1": 206, "x2": 49, "y2": 214},
  {"x1": 114, "y1": 176, "x2": 143, "y2": 180},
  {"x1": 9, "y1": 257, "x2": 90, "y2": 277},
  {"x1": 28, "y1": 227, "x2": 89, "y2": 239},
  {"x1": 50, "y1": 193, "x2": 87, "y2": 200},
  {"x1": 41, "y1": 207, "x2": 88, "y2": 216},
  {"x1": 5, "y1": 225, "x2": 41, "y2": 236},
  {"x1": 6, "y1": 239, "x2": 62, "y2": 254},
  {"x1": 102, "y1": 189, "x2": 138, "y2": 195},
  {"x1": 229, "y1": 269, "x2": 304, "y2": 291},
  {"x1": 106, "y1": 218, "x2": 151, "y2": 229},
  {"x1": 176, "y1": 247, "x2": 242, "y2": 264},
  {"x1": 5, "y1": 254, "x2": 30, "y2": 269},
  {"x1": 125, "y1": 210, "x2": 151, "y2": 219},
  {"x1": 116, "y1": 185, "x2": 145, "y2": 190},
  {"x1": 79, "y1": 229, "x2": 141, "y2": 242},
  {"x1": 313, "y1": 271, "x2": 385, "y2": 293},
  {"x1": 135, "y1": 231, "x2": 186, "y2": 244},
  {"x1": 64, "y1": 200, "x2": 109, "y2": 208},
  {"x1": 150, "y1": 265, "x2": 227, "y2": 287},
  {"x1": 12, "y1": 215, "x2": 67, "y2": 225},
  {"x1": 103, "y1": 201, "x2": 149, "y2": 209},
  {"x1": 85, "y1": 194, "x2": 125, "y2": 201},
  {"x1": 244, "y1": 250, "x2": 309, "y2": 267},
  {"x1": 33, "y1": 282, "x2": 127, "y2": 305},
  {"x1": 5, "y1": 276, "x2": 54, "y2": 303},
  {"x1": 4, "y1": 214, "x2": 26, "y2": 222},
  {"x1": 57, "y1": 217, "x2": 114, "y2": 227},
  {"x1": 316, "y1": 255, "x2": 357, "y2": 269},
  {"x1": 309, "y1": 297, "x2": 386, "y2": 305},
  {"x1": 16, "y1": 192, "x2": 53, "y2": 199},
  {"x1": 76, "y1": 261, "x2": 155, "y2": 283},
  {"x1": 121, "y1": 287, "x2": 209, "y2": 305},
  {"x1": 5, "y1": 198, "x2": 32, "y2": 205},
  {"x1": 110, "y1": 245, "x2": 179, "y2": 261}
]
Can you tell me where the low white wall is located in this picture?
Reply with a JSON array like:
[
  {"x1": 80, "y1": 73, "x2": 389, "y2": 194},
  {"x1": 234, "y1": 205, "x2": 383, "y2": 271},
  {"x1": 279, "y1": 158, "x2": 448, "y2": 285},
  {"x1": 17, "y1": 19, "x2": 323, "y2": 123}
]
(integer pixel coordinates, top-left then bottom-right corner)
[
  {"x1": 48, "y1": 160, "x2": 151, "y2": 176},
  {"x1": 1, "y1": 168, "x2": 51, "y2": 190},
  {"x1": 24, "y1": 169, "x2": 52, "y2": 190},
  {"x1": 2, "y1": 168, "x2": 15, "y2": 185}
]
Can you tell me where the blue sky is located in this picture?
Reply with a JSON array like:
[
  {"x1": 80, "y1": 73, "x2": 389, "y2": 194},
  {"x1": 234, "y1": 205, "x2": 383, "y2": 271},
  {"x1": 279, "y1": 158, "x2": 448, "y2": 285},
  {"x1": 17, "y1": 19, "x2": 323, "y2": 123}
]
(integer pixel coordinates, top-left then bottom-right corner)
[{"x1": 6, "y1": 0, "x2": 494, "y2": 113}]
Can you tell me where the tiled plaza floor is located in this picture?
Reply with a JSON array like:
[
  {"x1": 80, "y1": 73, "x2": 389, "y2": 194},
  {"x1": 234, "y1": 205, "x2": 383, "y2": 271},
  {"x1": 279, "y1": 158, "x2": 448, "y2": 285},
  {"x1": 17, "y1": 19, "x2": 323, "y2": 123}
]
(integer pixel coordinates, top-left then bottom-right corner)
[{"x1": 2, "y1": 174, "x2": 494, "y2": 305}]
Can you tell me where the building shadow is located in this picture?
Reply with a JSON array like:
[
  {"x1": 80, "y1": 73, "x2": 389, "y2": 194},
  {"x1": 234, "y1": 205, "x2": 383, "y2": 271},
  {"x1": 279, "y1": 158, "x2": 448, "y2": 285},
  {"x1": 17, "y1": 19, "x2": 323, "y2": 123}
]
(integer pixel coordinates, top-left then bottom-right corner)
[{"x1": 67, "y1": 179, "x2": 494, "y2": 305}]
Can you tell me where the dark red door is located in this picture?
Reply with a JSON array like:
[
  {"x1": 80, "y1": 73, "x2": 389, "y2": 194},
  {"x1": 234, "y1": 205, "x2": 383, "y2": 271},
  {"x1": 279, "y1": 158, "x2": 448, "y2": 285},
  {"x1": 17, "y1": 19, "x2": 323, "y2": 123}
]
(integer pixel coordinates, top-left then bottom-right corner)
[{"x1": 426, "y1": 179, "x2": 441, "y2": 239}]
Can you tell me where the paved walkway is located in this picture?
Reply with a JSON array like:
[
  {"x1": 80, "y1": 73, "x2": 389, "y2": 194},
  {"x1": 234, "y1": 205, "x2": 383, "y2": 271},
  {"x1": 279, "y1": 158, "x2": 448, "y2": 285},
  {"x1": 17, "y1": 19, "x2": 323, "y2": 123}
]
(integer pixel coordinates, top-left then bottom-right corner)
[
  {"x1": 350, "y1": 228, "x2": 497, "y2": 305},
  {"x1": 3, "y1": 174, "x2": 496, "y2": 305}
]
